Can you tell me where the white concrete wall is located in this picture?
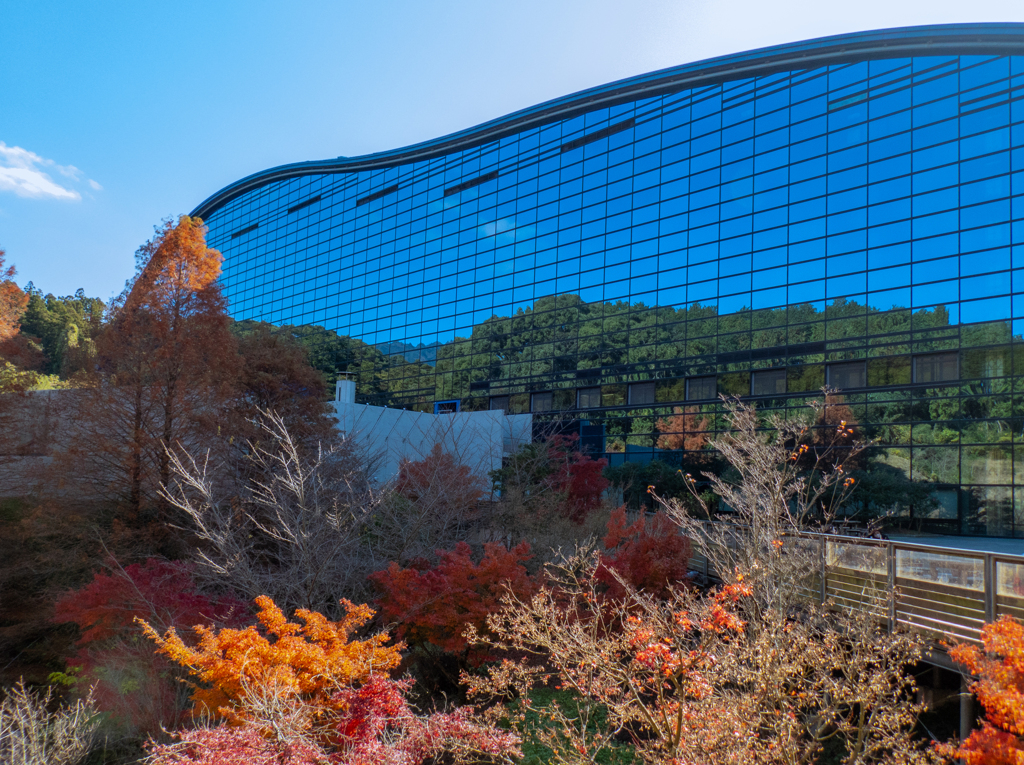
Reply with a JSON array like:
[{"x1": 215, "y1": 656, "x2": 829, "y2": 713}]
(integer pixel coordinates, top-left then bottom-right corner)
[{"x1": 329, "y1": 401, "x2": 531, "y2": 485}]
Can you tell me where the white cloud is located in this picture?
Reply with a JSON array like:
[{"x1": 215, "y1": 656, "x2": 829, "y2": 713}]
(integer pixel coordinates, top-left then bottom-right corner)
[
  {"x1": 88, "y1": 179, "x2": 102, "y2": 191},
  {"x1": 0, "y1": 142, "x2": 82, "y2": 200}
]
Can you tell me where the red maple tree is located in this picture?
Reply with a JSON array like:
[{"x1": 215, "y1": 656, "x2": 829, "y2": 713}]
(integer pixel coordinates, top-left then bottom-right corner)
[
  {"x1": 544, "y1": 434, "x2": 609, "y2": 522},
  {"x1": 596, "y1": 506, "x2": 693, "y2": 600},
  {"x1": 942, "y1": 615, "x2": 1024, "y2": 764},
  {"x1": 369, "y1": 541, "x2": 537, "y2": 666},
  {"x1": 52, "y1": 558, "x2": 247, "y2": 736}
]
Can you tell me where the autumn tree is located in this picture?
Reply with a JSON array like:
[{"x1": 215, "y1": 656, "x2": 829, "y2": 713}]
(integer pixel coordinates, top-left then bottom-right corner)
[
  {"x1": 142, "y1": 598, "x2": 519, "y2": 765},
  {"x1": 231, "y1": 321, "x2": 337, "y2": 448},
  {"x1": 140, "y1": 595, "x2": 402, "y2": 723},
  {"x1": 595, "y1": 506, "x2": 692, "y2": 601},
  {"x1": 469, "y1": 547, "x2": 933, "y2": 765},
  {"x1": 940, "y1": 615, "x2": 1024, "y2": 764},
  {"x1": 164, "y1": 410, "x2": 380, "y2": 616},
  {"x1": 51, "y1": 216, "x2": 238, "y2": 536},
  {"x1": 364, "y1": 442, "x2": 491, "y2": 566},
  {"x1": 369, "y1": 541, "x2": 537, "y2": 672},
  {"x1": 0, "y1": 246, "x2": 28, "y2": 345},
  {"x1": 491, "y1": 433, "x2": 609, "y2": 526},
  {"x1": 52, "y1": 558, "x2": 247, "y2": 738}
]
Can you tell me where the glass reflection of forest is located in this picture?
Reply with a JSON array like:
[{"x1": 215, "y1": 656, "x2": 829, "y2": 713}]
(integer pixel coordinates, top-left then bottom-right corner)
[{"x1": 288, "y1": 292, "x2": 1024, "y2": 537}]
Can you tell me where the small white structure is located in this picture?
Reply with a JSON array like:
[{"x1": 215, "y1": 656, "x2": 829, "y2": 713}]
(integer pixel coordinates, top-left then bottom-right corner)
[{"x1": 331, "y1": 382, "x2": 531, "y2": 485}]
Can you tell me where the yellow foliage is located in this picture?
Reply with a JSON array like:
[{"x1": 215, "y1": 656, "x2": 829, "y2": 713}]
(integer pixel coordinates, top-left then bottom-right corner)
[{"x1": 138, "y1": 595, "x2": 402, "y2": 722}]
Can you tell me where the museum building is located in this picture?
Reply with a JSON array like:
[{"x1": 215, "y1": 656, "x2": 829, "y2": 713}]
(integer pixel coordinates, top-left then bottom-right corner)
[{"x1": 193, "y1": 24, "x2": 1024, "y2": 537}]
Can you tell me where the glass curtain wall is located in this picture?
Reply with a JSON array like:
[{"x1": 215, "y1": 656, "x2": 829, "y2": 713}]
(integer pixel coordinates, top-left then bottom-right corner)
[{"x1": 202, "y1": 42, "x2": 1024, "y2": 537}]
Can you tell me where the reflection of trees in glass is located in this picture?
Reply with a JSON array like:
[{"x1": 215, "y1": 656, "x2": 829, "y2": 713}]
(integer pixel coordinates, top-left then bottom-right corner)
[{"x1": 655, "y1": 407, "x2": 711, "y2": 451}]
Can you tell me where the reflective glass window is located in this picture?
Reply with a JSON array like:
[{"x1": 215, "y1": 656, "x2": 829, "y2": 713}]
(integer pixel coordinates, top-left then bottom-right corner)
[
  {"x1": 531, "y1": 392, "x2": 553, "y2": 412},
  {"x1": 828, "y1": 361, "x2": 867, "y2": 389},
  {"x1": 913, "y1": 352, "x2": 958, "y2": 383},
  {"x1": 751, "y1": 369, "x2": 787, "y2": 396},
  {"x1": 578, "y1": 387, "x2": 602, "y2": 409},
  {"x1": 629, "y1": 381, "x2": 656, "y2": 405},
  {"x1": 686, "y1": 376, "x2": 717, "y2": 401}
]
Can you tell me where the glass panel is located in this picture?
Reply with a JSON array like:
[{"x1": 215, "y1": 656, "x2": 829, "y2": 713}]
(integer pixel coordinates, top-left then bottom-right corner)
[
  {"x1": 895, "y1": 549, "x2": 985, "y2": 590},
  {"x1": 686, "y1": 376, "x2": 718, "y2": 401},
  {"x1": 531, "y1": 392, "x2": 553, "y2": 412},
  {"x1": 578, "y1": 387, "x2": 602, "y2": 409},
  {"x1": 828, "y1": 360, "x2": 867, "y2": 389},
  {"x1": 629, "y1": 381, "x2": 656, "y2": 405},
  {"x1": 752, "y1": 368, "x2": 787, "y2": 396},
  {"x1": 489, "y1": 396, "x2": 509, "y2": 413},
  {"x1": 914, "y1": 352, "x2": 958, "y2": 383},
  {"x1": 827, "y1": 541, "x2": 887, "y2": 574},
  {"x1": 997, "y1": 561, "x2": 1024, "y2": 598}
]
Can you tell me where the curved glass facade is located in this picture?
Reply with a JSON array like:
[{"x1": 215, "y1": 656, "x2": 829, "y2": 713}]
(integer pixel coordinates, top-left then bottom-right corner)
[{"x1": 196, "y1": 24, "x2": 1024, "y2": 536}]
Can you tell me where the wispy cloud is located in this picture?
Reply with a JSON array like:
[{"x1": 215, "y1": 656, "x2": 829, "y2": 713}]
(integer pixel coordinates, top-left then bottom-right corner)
[{"x1": 0, "y1": 141, "x2": 90, "y2": 200}]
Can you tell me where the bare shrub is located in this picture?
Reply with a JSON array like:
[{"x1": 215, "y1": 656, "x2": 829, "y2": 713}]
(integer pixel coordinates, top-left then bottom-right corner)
[
  {"x1": 163, "y1": 409, "x2": 382, "y2": 616},
  {"x1": 662, "y1": 394, "x2": 864, "y2": 619},
  {"x1": 0, "y1": 680, "x2": 98, "y2": 765},
  {"x1": 466, "y1": 395, "x2": 938, "y2": 764},
  {"x1": 469, "y1": 548, "x2": 937, "y2": 765}
]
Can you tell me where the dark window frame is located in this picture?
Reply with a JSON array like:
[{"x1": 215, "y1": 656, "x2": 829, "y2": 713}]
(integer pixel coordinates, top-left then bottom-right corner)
[
  {"x1": 913, "y1": 352, "x2": 959, "y2": 384},
  {"x1": 577, "y1": 387, "x2": 602, "y2": 409},
  {"x1": 628, "y1": 381, "x2": 656, "y2": 405},
  {"x1": 751, "y1": 368, "x2": 787, "y2": 397},
  {"x1": 685, "y1": 376, "x2": 717, "y2": 401},
  {"x1": 827, "y1": 360, "x2": 868, "y2": 390},
  {"x1": 531, "y1": 391, "x2": 553, "y2": 413}
]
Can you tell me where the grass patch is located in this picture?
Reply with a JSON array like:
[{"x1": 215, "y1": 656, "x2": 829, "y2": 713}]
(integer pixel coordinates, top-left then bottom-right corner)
[{"x1": 513, "y1": 687, "x2": 638, "y2": 765}]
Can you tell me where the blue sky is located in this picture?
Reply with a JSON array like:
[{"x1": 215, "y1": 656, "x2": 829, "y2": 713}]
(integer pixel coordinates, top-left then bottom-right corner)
[{"x1": 3, "y1": 0, "x2": 1024, "y2": 302}]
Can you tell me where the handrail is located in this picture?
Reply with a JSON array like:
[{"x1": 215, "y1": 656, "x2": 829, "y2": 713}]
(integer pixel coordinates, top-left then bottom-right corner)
[{"x1": 686, "y1": 522, "x2": 1024, "y2": 647}]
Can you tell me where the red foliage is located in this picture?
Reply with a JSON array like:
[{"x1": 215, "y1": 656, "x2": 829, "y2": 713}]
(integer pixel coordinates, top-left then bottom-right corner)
[
  {"x1": 0, "y1": 246, "x2": 28, "y2": 344},
  {"x1": 333, "y1": 675, "x2": 520, "y2": 765},
  {"x1": 596, "y1": 506, "x2": 693, "y2": 600},
  {"x1": 52, "y1": 559, "x2": 247, "y2": 735},
  {"x1": 369, "y1": 541, "x2": 537, "y2": 664},
  {"x1": 54, "y1": 558, "x2": 246, "y2": 647},
  {"x1": 395, "y1": 442, "x2": 488, "y2": 511},
  {"x1": 544, "y1": 434, "x2": 609, "y2": 522},
  {"x1": 145, "y1": 675, "x2": 520, "y2": 765},
  {"x1": 146, "y1": 725, "x2": 331, "y2": 765},
  {"x1": 943, "y1": 615, "x2": 1024, "y2": 764}
]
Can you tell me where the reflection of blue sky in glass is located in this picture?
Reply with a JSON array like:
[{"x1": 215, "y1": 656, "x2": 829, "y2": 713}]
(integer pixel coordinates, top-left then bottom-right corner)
[{"x1": 204, "y1": 41, "x2": 1024, "y2": 351}]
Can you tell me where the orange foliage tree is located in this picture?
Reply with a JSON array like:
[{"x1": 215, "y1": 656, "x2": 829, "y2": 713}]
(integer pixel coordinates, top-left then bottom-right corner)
[
  {"x1": 942, "y1": 615, "x2": 1024, "y2": 764},
  {"x1": 0, "y1": 246, "x2": 28, "y2": 345},
  {"x1": 139, "y1": 595, "x2": 402, "y2": 723},
  {"x1": 54, "y1": 217, "x2": 238, "y2": 531}
]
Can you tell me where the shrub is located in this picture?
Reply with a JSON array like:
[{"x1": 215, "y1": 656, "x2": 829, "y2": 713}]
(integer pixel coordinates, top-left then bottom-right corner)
[
  {"x1": 139, "y1": 595, "x2": 402, "y2": 723},
  {"x1": 940, "y1": 615, "x2": 1024, "y2": 764},
  {"x1": 0, "y1": 680, "x2": 98, "y2": 765},
  {"x1": 595, "y1": 506, "x2": 692, "y2": 600},
  {"x1": 143, "y1": 602, "x2": 520, "y2": 765},
  {"x1": 370, "y1": 541, "x2": 537, "y2": 667}
]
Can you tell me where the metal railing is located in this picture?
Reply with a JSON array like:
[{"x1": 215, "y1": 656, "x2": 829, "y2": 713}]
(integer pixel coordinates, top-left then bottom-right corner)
[{"x1": 687, "y1": 526, "x2": 1024, "y2": 646}]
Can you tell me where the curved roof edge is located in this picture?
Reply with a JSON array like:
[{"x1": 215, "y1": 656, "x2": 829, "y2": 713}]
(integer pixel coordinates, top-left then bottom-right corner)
[{"x1": 192, "y1": 22, "x2": 1024, "y2": 220}]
